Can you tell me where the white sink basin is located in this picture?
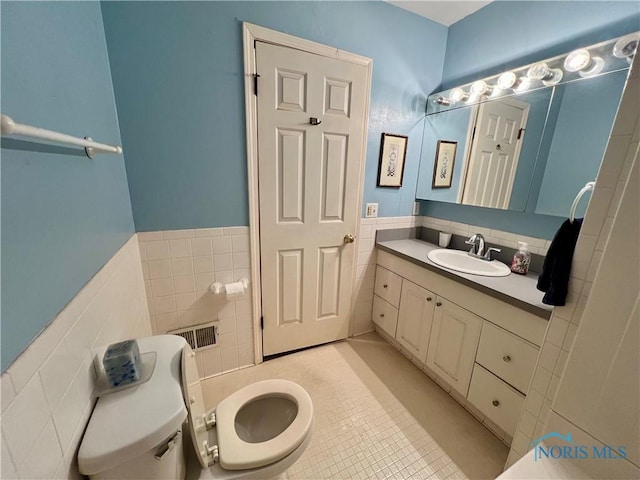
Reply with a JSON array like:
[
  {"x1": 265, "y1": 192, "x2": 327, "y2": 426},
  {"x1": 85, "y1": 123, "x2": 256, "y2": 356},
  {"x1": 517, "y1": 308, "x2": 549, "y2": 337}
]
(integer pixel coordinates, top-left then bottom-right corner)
[{"x1": 427, "y1": 249, "x2": 511, "y2": 277}]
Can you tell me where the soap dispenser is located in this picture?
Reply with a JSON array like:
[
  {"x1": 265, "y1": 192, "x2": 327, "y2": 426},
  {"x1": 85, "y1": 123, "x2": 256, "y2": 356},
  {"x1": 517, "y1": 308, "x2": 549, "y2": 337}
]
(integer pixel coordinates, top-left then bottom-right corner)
[{"x1": 511, "y1": 242, "x2": 531, "y2": 275}]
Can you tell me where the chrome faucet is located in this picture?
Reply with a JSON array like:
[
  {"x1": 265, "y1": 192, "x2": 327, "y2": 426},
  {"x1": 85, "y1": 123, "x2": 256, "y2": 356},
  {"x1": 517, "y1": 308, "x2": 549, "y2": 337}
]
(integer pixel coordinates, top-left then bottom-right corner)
[
  {"x1": 466, "y1": 233, "x2": 503, "y2": 261},
  {"x1": 465, "y1": 233, "x2": 485, "y2": 257}
]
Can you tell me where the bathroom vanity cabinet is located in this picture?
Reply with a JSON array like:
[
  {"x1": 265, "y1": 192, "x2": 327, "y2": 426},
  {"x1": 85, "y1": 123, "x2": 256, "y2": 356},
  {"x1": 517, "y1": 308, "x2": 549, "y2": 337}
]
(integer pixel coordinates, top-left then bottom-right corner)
[{"x1": 372, "y1": 243, "x2": 550, "y2": 442}]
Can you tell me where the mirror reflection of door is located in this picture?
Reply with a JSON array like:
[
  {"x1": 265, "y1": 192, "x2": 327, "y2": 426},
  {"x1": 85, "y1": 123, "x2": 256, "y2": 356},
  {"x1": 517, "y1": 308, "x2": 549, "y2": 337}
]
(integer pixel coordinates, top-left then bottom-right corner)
[{"x1": 460, "y1": 97, "x2": 530, "y2": 209}]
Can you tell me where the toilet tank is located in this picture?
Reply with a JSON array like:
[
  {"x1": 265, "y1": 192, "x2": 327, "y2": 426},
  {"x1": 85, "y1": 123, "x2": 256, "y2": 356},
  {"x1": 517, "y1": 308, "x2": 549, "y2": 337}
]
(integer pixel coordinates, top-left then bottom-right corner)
[{"x1": 78, "y1": 335, "x2": 189, "y2": 479}]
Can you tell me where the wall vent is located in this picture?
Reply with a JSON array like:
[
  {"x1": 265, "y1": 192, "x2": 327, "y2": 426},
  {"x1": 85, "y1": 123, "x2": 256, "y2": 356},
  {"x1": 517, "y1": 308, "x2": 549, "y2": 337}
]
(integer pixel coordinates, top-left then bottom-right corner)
[{"x1": 171, "y1": 322, "x2": 218, "y2": 351}]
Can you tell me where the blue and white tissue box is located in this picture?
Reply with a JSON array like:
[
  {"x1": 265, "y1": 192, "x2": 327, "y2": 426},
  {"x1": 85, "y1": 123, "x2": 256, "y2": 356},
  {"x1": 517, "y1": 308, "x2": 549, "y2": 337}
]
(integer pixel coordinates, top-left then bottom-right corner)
[{"x1": 103, "y1": 339, "x2": 141, "y2": 387}]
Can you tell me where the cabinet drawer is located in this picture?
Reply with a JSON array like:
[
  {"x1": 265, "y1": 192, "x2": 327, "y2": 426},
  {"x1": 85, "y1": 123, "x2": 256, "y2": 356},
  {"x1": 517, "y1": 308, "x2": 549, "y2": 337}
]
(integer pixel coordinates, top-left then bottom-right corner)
[
  {"x1": 374, "y1": 266, "x2": 402, "y2": 307},
  {"x1": 372, "y1": 294, "x2": 399, "y2": 338},
  {"x1": 467, "y1": 364, "x2": 525, "y2": 437},
  {"x1": 476, "y1": 322, "x2": 539, "y2": 393}
]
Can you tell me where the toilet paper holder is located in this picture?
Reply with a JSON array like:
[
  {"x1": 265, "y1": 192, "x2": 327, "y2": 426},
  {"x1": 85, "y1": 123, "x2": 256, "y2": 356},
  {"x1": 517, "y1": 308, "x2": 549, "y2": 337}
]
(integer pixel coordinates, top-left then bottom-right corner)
[{"x1": 209, "y1": 277, "x2": 250, "y2": 295}]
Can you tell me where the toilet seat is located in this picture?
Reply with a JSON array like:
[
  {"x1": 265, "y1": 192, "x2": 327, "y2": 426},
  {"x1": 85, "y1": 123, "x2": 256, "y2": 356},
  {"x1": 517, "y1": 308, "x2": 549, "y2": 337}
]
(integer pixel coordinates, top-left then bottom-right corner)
[
  {"x1": 181, "y1": 345, "x2": 314, "y2": 472},
  {"x1": 216, "y1": 379, "x2": 313, "y2": 470}
]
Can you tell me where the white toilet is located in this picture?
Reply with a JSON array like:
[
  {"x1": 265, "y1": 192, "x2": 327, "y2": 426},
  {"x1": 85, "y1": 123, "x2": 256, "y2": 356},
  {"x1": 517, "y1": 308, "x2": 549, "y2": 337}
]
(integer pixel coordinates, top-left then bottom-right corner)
[{"x1": 78, "y1": 335, "x2": 314, "y2": 479}]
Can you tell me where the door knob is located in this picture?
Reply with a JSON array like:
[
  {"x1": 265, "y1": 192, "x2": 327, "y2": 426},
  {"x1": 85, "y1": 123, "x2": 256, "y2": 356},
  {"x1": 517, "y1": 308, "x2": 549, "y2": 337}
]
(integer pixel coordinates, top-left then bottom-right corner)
[
  {"x1": 492, "y1": 400, "x2": 500, "y2": 407},
  {"x1": 310, "y1": 117, "x2": 322, "y2": 126},
  {"x1": 343, "y1": 233, "x2": 355, "y2": 244},
  {"x1": 503, "y1": 355, "x2": 511, "y2": 362}
]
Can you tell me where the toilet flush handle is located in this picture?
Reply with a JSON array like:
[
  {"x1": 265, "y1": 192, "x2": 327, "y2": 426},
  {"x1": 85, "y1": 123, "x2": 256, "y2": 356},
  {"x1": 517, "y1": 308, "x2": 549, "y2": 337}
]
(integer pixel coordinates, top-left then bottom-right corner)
[{"x1": 154, "y1": 430, "x2": 182, "y2": 461}]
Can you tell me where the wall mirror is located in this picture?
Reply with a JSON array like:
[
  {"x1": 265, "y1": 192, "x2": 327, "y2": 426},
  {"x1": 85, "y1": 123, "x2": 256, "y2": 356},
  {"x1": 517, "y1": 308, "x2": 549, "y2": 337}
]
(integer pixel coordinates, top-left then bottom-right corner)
[{"x1": 416, "y1": 32, "x2": 638, "y2": 218}]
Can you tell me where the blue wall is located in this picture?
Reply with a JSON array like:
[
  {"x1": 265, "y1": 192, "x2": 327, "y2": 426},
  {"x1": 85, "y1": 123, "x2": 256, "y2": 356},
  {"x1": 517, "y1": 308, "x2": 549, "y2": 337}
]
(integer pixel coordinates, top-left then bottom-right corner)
[
  {"x1": 442, "y1": 1, "x2": 640, "y2": 88},
  {"x1": 1, "y1": 2, "x2": 134, "y2": 370},
  {"x1": 416, "y1": 107, "x2": 471, "y2": 203},
  {"x1": 536, "y1": 70, "x2": 628, "y2": 216},
  {"x1": 101, "y1": 1, "x2": 448, "y2": 231},
  {"x1": 420, "y1": 0, "x2": 640, "y2": 239}
]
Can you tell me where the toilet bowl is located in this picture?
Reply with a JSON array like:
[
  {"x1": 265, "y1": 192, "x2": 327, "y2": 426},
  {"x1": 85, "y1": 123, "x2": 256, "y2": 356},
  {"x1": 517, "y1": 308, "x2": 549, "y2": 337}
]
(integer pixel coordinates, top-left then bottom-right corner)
[{"x1": 78, "y1": 335, "x2": 314, "y2": 479}]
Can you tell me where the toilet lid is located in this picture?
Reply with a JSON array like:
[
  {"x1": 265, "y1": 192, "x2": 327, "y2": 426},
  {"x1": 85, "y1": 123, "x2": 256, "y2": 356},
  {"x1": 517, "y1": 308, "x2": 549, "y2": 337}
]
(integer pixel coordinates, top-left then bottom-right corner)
[
  {"x1": 181, "y1": 347, "x2": 313, "y2": 471},
  {"x1": 181, "y1": 343, "x2": 213, "y2": 469}
]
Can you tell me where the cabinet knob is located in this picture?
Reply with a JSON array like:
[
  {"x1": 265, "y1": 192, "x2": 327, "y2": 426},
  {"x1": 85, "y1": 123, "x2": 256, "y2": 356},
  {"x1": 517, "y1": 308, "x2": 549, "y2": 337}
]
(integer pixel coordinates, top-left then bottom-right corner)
[
  {"x1": 426, "y1": 297, "x2": 432, "y2": 302},
  {"x1": 436, "y1": 301, "x2": 442, "y2": 307},
  {"x1": 383, "y1": 284, "x2": 388, "y2": 288},
  {"x1": 380, "y1": 313, "x2": 385, "y2": 318},
  {"x1": 503, "y1": 355, "x2": 511, "y2": 362},
  {"x1": 492, "y1": 400, "x2": 500, "y2": 407}
]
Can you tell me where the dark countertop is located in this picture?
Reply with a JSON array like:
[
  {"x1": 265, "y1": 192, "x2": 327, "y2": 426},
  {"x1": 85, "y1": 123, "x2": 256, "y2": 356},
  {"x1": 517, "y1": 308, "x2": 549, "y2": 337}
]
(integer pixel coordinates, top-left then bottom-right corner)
[{"x1": 376, "y1": 238, "x2": 552, "y2": 320}]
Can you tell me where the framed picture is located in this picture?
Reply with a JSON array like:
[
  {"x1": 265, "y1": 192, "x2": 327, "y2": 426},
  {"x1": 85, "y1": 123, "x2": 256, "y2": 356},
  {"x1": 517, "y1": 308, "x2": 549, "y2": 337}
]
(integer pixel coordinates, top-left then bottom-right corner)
[
  {"x1": 377, "y1": 133, "x2": 408, "y2": 187},
  {"x1": 432, "y1": 140, "x2": 457, "y2": 188}
]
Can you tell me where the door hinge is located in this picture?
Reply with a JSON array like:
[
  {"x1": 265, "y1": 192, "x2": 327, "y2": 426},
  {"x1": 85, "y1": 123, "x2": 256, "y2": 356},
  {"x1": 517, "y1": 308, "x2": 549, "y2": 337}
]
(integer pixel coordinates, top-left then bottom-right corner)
[
  {"x1": 518, "y1": 127, "x2": 525, "y2": 140},
  {"x1": 260, "y1": 316, "x2": 264, "y2": 330},
  {"x1": 253, "y1": 73, "x2": 260, "y2": 96}
]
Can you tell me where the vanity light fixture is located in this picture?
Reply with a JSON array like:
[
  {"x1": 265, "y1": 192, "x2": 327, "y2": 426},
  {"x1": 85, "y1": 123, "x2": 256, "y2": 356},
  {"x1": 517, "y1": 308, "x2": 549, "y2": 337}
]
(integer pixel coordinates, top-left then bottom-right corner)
[
  {"x1": 426, "y1": 31, "x2": 638, "y2": 115},
  {"x1": 527, "y1": 62, "x2": 564, "y2": 86},
  {"x1": 564, "y1": 48, "x2": 604, "y2": 77},
  {"x1": 449, "y1": 87, "x2": 469, "y2": 103}
]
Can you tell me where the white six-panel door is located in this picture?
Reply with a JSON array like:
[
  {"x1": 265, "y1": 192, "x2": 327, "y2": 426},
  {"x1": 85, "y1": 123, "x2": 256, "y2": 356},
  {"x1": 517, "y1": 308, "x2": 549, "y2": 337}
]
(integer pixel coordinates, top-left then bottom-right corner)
[
  {"x1": 256, "y1": 41, "x2": 369, "y2": 356},
  {"x1": 461, "y1": 97, "x2": 529, "y2": 209}
]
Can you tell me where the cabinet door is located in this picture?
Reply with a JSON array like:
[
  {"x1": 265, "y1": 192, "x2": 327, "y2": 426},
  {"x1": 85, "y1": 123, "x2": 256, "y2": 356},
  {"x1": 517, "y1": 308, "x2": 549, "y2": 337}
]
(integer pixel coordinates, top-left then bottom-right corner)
[
  {"x1": 426, "y1": 297, "x2": 483, "y2": 397},
  {"x1": 395, "y1": 280, "x2": 435, "y2": 364}
]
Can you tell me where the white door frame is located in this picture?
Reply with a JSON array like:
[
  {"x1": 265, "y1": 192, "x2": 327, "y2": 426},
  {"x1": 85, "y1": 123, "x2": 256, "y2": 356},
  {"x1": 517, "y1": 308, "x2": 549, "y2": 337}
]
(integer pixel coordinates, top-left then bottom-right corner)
[{"x1": 242, "y1": 22, "x2": 373, "y2": 364}]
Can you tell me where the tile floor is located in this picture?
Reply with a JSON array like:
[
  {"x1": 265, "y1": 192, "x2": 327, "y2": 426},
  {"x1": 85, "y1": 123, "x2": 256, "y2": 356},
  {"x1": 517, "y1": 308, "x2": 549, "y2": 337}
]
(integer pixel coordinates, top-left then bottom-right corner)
[{"x1": 201, "y1": 332, "x2": 507, "y2": 479}]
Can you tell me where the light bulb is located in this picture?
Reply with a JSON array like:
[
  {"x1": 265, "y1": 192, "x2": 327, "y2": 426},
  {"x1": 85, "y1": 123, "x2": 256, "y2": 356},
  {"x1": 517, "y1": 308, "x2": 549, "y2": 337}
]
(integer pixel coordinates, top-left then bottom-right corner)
[
  {"x1": 579, "y1": 56, "x2": 604, "y2": 77},
  {"x1": 497, "y1": 71, "x2": 517, "y2": 89},
  {"x1": 613, "y1": 33, "x2": 640, "y2": 59},
  {"x1": 514, "y1": 76, "x2": 530, "y2": 93},
  {"x1": 470, "y1": 80, "x2": 493, "y2": 96},
  {"x1": 527, "y1": 62, "x2": 563, "y2": 85},
  {"x1": 434, "y1": 96, "x2": 452, "y2": 106},
  {"x1": 564, "y1": 49, "x2": 591, "y2": 72},
  {"x1": 449, "y1": 88, "x2": 468, "y2": 103}
]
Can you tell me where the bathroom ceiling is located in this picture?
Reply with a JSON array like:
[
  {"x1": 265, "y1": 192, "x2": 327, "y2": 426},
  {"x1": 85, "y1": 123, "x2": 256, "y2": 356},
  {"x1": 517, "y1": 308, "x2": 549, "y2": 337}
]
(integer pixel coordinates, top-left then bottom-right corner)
[{"x1": 387, "y1": 0, "x2": 493, "y2": 26}]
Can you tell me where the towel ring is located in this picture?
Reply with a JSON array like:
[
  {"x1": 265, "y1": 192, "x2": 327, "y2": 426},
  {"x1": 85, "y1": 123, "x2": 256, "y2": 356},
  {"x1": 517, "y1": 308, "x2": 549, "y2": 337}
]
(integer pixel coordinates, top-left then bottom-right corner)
[{"x1": 569, "y1": 181, "x2": 595, "y2": 223}]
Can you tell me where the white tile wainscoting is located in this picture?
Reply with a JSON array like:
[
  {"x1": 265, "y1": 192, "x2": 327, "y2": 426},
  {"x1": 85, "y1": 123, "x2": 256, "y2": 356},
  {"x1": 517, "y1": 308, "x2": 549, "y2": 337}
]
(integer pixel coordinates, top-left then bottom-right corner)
[
  {"x1": 352, "y1": 216, "x2": 419, "y2": 336},
  {"x1": 1, "y1": 235, "x2": 151, "y2": 479},
  {"x1": 137, "y1": 227, "x2": 255, "y2": 379}
]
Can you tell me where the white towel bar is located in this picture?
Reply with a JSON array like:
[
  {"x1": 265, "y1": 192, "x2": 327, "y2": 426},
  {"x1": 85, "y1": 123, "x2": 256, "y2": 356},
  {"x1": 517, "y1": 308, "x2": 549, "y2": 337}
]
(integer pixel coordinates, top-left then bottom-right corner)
[
  {"x1": 1, "y1": 114, "x2": 122, "y2": 158},
  {"x1": 569, "y1": 181, "x2": 595, "y2": 222}
]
